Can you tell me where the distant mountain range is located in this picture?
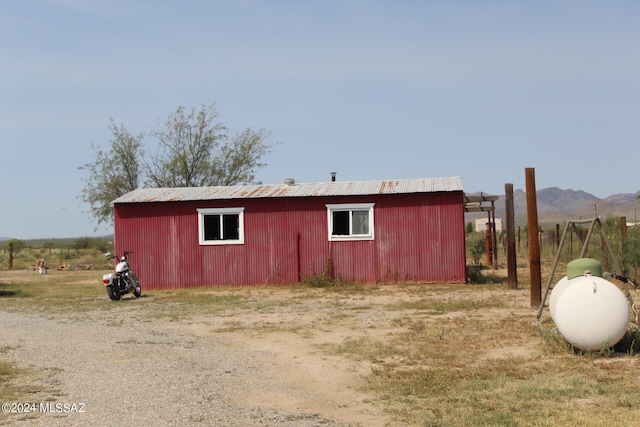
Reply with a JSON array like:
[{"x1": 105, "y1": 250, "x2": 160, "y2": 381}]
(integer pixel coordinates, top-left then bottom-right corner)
[{"x1": 467, "y1": 187, "x2": 640, "y2": 223}]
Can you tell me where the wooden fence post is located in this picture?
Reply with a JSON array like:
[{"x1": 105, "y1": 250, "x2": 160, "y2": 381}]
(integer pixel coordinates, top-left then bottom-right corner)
[{"x1": 505, "y1": 183, "x2": 518, "y2": 290}]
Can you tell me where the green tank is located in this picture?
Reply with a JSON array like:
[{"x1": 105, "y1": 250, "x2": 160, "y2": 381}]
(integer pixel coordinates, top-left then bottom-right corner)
[{"x1": 566, "y1": 258, "x2": 602, "y2": 280}]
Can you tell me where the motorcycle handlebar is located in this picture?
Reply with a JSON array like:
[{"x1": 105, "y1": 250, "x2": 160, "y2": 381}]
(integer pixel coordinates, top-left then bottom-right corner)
[{"x1": 105, "y1": 251, "x2": 134, "y2": 261}]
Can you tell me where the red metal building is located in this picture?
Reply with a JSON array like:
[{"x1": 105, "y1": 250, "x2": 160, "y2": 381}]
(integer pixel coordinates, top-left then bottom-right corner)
[{"x1": 111, "y1": 177, "x2": 466, "y2": 289}]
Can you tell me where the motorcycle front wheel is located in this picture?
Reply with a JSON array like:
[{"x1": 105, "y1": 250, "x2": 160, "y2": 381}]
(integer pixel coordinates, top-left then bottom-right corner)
[
  {"x1": 131, "y1": 273, "x2": 142, "y2": 298},
  {"x1": 106, "y1": 285, "x2": 121, "y2": 301}
]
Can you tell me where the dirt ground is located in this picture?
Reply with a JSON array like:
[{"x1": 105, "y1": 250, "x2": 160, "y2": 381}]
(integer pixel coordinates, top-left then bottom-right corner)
[
  {"x1": 0, "y1": 269, "x2": 553, "y2": 426},
  {"x1": 157, "y1": 279, "x2": 540, "y2": 425}
]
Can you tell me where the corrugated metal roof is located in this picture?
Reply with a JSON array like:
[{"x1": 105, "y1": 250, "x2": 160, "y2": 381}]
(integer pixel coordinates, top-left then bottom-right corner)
[{"x1": 112, "y1": 176, "x2": 464, "y2": 204}]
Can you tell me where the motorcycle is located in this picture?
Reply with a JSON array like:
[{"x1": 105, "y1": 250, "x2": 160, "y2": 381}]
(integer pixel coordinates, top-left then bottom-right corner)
[{"x1": 102, "y1": 250, "x2": 141, "y2": 301}]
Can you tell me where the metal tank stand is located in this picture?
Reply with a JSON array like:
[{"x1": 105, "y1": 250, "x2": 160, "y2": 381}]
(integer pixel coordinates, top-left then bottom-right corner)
[{"x1": 534, "y1": 217, "x2": 622, "y2": 324}]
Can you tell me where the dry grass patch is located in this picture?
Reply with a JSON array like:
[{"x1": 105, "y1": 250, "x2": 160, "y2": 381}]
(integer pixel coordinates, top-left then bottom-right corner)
[
  {"x1": 0, "y1": 270, "x2": 108, "y2": 315},
  {"x1": 0, "y1": 347, "x2": 61, "y2": 425},
  {"x1": 317, "y1": 336, "x2": 403, "y2": 361},
  {"x1": 364, "y1": 289, "x2": 640, "y2": 426},
  {"x1": 368, "y1": 357, "x2": 640, "y2": 426},
  {"x1": 2, "y1": 271, "x2": 640, "y2": 426}
]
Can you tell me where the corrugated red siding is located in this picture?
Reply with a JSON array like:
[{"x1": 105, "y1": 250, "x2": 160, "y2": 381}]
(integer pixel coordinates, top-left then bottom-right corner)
[{"x1": 113, "y1": 192, "x2": 466, "y2": 289}]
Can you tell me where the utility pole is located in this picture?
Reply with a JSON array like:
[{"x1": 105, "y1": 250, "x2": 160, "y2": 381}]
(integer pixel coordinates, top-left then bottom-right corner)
[{"x1": 526, "y1": 168, "x2": 541, "y2": 307}]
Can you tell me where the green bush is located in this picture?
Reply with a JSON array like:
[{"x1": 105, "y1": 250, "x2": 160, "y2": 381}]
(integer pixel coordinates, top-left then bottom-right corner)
[
  {"x1": 467, "y1": 233, "x2": 485, "y2": 265},
  {"x1": 0, "y1": 237, "x2": 113, "y2": 271},
  {"x1": 1, "y1": 239, "x2": 26, "y2": 252}
]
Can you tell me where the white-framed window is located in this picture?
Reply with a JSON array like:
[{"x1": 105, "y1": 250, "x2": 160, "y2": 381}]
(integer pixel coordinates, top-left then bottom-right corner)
[
  {"x1": 197, "y1": 208, "x2": 245, "y2": 245},
  {"x1": 326, "y1": 203, "x2": 375, "y2": 241}
]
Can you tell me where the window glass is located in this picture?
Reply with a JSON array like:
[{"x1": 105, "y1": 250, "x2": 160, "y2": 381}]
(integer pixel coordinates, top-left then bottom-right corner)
[
  {"x1": 332, "y1": 211, "x2": 350, "y2": 235},
  {"x1": 326, "y1": 203, "x2": 374, "y2": 241},
  {"x1": 222, "y1": 214, "x2": 239, "y2": 240},
  {"x1": 197, "y1": 208, "x2": 245, "y2": 245},
  {"x1": 352, "y1": 210, "x2": 369, "y2": 235}
]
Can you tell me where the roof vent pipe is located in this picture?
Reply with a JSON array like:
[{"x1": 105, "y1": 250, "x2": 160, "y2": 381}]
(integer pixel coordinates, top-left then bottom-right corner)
[
  {"x1": 284, "y1": 178, "x2": 295, "y2": 186},
  {"x1": 331, "y1": 172, "x2": 337, "y2": 182}
]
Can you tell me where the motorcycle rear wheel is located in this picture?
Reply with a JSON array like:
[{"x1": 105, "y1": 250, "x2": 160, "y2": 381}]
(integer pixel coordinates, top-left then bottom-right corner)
[{"x1": 106, "y1": 285, "x2": 121, "y2": 301}]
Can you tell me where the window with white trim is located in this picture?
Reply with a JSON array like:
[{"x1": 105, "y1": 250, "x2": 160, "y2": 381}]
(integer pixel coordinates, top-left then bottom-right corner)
[
  {"x1": 326, "y1": 203, "x2": 374, "y2": 241},
  {"x1": 197, "y1": 208, "x2": 245, "y2": 245}
]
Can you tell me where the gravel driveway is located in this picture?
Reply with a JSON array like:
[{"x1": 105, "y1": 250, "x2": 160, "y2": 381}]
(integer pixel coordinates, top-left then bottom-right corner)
[{"x1": 0, "y1": 300, "x2": 360, "y2": 426}]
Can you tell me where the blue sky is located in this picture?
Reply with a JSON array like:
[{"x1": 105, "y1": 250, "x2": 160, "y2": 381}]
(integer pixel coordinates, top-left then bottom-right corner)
[{"x1": 1, "y1": 0, "x2": 639, "y2": 239}]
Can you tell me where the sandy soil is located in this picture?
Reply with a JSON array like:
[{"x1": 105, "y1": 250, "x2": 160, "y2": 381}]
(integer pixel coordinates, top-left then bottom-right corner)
[{"x1": 0, "y1": 270, "x2": 544, "y2": 426}]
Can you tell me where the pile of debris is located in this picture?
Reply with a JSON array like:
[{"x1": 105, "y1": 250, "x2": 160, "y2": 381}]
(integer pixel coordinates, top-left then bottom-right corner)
[
  {"x1": 30, "y1": 259, "x2": 48, "y2": 274},
  {"x1": 63, "y1": 263, "x2": 96, "y2": 271},
  {"x1": 31, "y1": 261, "x2": 97, "y2": 272}
]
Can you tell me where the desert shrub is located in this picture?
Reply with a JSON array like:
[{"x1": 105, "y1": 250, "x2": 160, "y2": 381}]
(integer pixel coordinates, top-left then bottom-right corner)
[
  {"x1": 614, "y1": 328, "x2": 640, "y2": 355},
  {"x1": 467, "y1": 233, "x2": 485, "y2": 265},
  {"x1": 72, "y1": 237, "x2": 112, "y2": 252},
  {"x1": 304, "y1": 274, "x2": 336, "y2": 288}
]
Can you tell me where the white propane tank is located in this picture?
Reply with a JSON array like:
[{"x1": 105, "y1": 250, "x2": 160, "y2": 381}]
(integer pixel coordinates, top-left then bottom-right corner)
[
  {"x1": 549, "y1": 276, "x2": 570, "y2": 319},
  {"x1": 552, "y1": 274, "x2": 630, "y2": 351}
]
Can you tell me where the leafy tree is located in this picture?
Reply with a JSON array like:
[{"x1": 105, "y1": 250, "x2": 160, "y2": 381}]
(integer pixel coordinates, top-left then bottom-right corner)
[
  {"x1": 145, "y1": 105, "x2": 272, "y2": 187},
  {"x1": 79, "y1": 103, "x2": 275, "y2": 227},
  {"x1": 78, "y1": 119, "x2": 144, "y2": 226},
  {"x1": 465, "y1": 221, "x2": 474, "y2": 234},
  {"x1": 2, "y1": 238, "x2": 26, "y2": 252},
  {"x1": 145, "y1": 104, "x2": 224, "y2": 187},
  {"x1": 214, "y1": 128, "x2": 273, "y2": 186}
]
